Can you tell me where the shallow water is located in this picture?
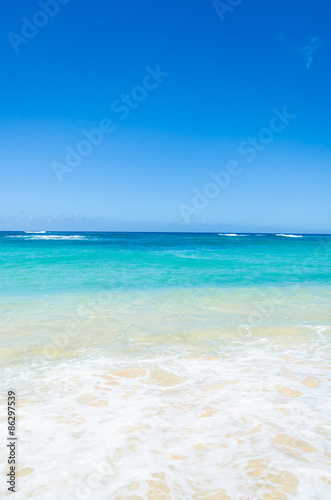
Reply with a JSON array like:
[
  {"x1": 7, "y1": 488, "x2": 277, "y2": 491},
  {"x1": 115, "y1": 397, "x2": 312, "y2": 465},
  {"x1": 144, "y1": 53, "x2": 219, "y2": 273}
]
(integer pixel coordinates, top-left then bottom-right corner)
[{"x1": 0, "y1": 232, "x2": 331, "y2": 499}]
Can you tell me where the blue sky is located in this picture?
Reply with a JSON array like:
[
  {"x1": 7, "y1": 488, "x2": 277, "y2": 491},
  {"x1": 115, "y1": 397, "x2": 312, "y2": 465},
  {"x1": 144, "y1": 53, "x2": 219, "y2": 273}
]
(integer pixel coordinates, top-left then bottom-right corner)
[{"x1": 1, "y1": 0, "x2": 330, "y2": 232}]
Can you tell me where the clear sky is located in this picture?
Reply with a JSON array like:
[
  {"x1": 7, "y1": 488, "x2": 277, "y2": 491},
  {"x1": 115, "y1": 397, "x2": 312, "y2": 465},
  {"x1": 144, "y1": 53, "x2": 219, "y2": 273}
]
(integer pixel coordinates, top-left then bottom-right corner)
[{"x1": 1, "y1": 0, "x2": 330, "y2": 232}]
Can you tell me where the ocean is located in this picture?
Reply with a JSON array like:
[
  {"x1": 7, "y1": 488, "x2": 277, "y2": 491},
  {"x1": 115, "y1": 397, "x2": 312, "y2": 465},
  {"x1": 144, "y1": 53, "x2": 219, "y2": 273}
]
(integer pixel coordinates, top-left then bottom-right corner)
[{"x1": 1, "y1": 232, "x2": 331, "y2": 499}]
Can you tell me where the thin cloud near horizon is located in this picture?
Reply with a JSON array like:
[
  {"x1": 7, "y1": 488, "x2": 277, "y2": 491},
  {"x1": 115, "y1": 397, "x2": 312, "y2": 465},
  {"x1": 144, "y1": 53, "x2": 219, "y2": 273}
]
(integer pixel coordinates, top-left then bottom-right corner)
[
  {"x1": 279, "y1": 33, "x2": 322, "y2": 69},
  {"x1": 299, "y1": 36, "x2": 322, "y2": 69}
]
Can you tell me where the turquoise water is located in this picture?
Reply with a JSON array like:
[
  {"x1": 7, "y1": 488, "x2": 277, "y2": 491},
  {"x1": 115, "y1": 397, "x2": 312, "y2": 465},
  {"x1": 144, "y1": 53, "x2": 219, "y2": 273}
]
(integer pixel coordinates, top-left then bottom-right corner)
[
  {"x1": 1, "y1": 232, "x2": 331, "y2": 499},
  {"x1": 1, "y1": 232, "x2": 331, "y2": 295}
]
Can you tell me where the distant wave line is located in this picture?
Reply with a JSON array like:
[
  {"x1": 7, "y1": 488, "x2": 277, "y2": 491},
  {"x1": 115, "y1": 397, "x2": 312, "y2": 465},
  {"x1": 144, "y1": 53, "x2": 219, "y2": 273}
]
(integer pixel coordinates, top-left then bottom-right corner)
[{"x1": 276, "y1": 234, "x2": 303, "y2": 238}]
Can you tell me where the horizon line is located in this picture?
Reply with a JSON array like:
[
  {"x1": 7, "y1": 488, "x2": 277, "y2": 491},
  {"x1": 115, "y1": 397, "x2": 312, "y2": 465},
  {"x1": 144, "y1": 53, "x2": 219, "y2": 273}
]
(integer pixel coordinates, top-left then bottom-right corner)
[{"x1": 1, "y1": 230, "x2": 331, "y2": 236}]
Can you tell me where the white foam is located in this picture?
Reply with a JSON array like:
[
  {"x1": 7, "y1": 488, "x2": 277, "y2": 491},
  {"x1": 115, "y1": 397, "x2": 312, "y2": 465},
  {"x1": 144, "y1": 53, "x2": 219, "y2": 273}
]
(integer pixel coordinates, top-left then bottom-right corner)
[
  {"x1": 1, "y1": 346, "x2": 331, "y2": 500},
  {"x1": 218, "y1": 233, "x2": 247, "y2": 236},
  {"x1": 28, "y1": 235, "x2": 86, "y2": 240},
  {"x1": 6, "y1": 235, "x2": 86, "y2": 240},
  {"x1": 1, "y1": 284, "x2": 331, "y2": 499},
  {"x1": 276, "y1": 234, "x2": 303, "y2": 238}
]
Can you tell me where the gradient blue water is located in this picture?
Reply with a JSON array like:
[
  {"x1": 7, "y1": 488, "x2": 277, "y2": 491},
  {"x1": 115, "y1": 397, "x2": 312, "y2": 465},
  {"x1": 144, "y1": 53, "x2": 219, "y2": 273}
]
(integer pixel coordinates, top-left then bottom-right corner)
[
  {"x1": 1, "y1": 232, "x2": 331, "y2": 499},
  {"x1": 1, "y1": 232, "x2": 330, "y2": 296}
]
